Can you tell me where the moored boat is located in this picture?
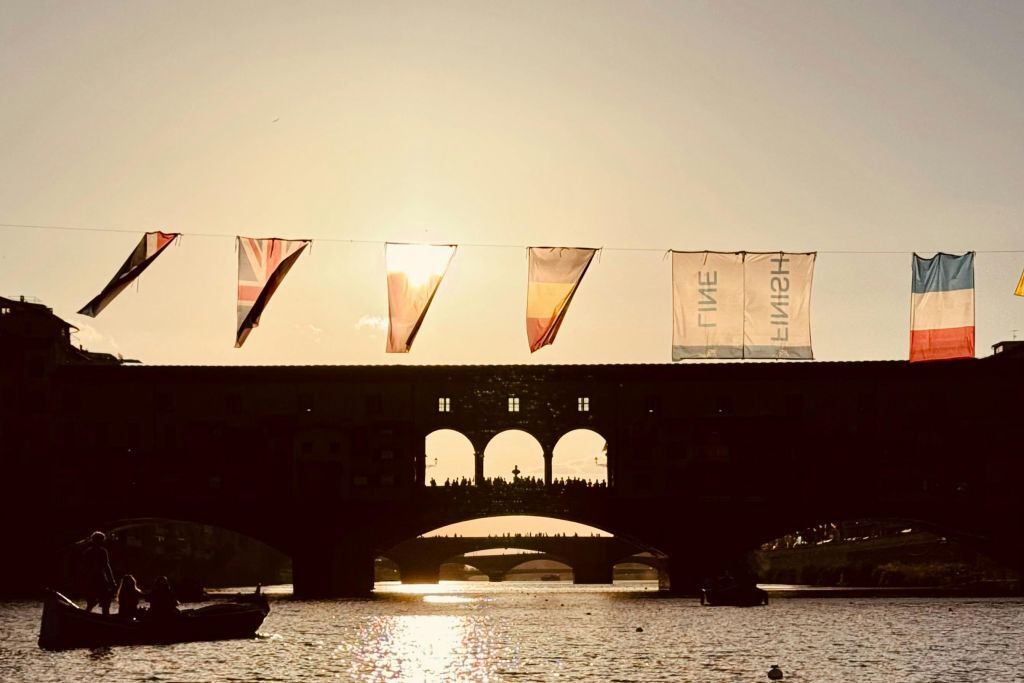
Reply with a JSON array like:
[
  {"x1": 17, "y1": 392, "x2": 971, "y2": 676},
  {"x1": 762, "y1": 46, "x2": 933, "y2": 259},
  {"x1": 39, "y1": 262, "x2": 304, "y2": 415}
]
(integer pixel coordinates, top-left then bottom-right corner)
[
  {"x1": 700, "y1": 584, "x2": 769, "y2": 607},
  {"x1": 38, "y1": 588, "x2": 269, "y2": 650}
]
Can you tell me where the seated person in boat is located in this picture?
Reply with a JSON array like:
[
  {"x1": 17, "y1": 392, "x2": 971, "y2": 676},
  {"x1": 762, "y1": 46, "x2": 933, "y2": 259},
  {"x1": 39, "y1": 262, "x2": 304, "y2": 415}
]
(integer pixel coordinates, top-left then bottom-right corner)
[
  {"x1": 147, "y1": 576, "x2": 180, "y2": 618},
  {"x1": 81, "y1": 531, "x2": 116, "y2": 615},
  {"x1": 115, "y1": 575, "x2": 143, "y2": 619}
]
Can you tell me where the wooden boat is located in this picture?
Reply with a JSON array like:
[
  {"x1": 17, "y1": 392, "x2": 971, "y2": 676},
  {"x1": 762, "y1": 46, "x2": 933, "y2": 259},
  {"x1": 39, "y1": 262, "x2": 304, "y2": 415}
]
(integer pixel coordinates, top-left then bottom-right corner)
[
  {"x1": 38, "y1": 588, "x2": 269, "y2": 650},
  {"x1": 700, "y1": 584, "x2": 769, "y2": 607}
]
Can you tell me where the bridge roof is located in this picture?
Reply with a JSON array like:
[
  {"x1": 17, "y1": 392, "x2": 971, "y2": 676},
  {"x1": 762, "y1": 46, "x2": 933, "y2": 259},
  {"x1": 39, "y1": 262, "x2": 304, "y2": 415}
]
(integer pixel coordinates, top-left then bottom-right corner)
[{"x1": 58, "y1": 356, "x2": 1008, "y2": 381}]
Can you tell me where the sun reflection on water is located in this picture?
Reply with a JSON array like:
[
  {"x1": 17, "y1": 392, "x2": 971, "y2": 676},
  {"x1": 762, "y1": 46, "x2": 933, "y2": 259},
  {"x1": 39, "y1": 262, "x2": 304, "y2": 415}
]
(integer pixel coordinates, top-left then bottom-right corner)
[{"x1": 339, "y1": 613, "x2": 496, "y2": 681}]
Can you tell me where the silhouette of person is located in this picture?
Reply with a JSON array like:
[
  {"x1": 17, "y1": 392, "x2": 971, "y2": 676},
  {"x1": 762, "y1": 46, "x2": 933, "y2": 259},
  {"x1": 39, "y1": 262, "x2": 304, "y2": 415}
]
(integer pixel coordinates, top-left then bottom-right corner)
[
  {"x1": 116, "y1": 574, "x2": 143, "y2": 619},
  {"x1": 81, "y1": 531, "x2": 115, "y2": 615},
  {"x1": 147, "y1": 576, "x2": 179, "y2": 618}
]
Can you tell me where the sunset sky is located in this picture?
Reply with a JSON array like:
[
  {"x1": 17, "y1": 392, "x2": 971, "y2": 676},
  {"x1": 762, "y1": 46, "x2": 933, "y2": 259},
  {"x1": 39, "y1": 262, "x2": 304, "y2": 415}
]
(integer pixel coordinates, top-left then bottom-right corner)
[{"x1": 2, "y1": 2, "x2": 1022, "y2": 533}]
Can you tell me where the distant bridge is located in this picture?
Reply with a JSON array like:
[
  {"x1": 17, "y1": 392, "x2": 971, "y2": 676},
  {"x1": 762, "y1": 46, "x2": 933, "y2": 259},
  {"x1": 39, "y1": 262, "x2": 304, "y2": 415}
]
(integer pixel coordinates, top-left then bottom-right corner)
[{"x1": 383, "y1": 535, "x2": 666, "y2": 584}]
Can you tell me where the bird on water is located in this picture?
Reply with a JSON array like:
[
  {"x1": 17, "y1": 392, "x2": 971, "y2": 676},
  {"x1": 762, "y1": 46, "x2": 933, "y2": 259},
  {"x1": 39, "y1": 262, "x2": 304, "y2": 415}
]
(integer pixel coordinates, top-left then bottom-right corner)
[{"x1": 768, "y1": 664, "x2": 784, "y2": 680}]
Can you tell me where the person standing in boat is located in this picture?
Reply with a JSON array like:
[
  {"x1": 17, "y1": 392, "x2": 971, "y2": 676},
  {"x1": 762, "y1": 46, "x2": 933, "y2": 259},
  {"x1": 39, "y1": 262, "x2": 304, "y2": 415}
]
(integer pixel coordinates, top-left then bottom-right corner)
[
  {"x1": 115, "y1": 575, "x2": 143, "y2": 619},
  {"x1": 147, "y1": 576, "x2": 180, "y2": 618},
  {"x1": 81, "y1": 531, "x2": 115, "y2": 615}
]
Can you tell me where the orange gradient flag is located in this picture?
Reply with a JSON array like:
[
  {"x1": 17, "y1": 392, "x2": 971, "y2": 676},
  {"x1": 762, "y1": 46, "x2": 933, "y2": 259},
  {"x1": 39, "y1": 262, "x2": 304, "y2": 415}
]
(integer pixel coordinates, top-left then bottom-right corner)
[
  {"x1": 386, "y1": 243, "x2": 456, "y2": 353},
  {"x1": 526, "y1": 247, "x2": 598, "y2": 352},
  {"x1": 1016, "y1": 268, "x2": 1024, "y2": 297}
]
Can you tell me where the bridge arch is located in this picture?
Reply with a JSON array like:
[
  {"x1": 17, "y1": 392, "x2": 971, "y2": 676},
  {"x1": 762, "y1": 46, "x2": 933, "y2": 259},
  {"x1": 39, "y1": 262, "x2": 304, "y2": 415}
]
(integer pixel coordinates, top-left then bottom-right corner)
[
  {"x1": 483, "y1": 430, "x2": 545, "y2": 483},
  {"x1": 552, "y1": 428, "x2": 608, "y2": 485},
  {"x1": 52, "y1": 516, "x2": 291, "y2": 598},
  {"x1": 425, "y1": 429, "x2": 477, "y2": 486}
]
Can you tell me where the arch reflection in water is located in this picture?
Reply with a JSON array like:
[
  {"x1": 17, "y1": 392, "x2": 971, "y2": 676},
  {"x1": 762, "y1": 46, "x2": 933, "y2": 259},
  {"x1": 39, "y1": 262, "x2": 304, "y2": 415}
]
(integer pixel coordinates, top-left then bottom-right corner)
[{"x1": 339, "y1": 614, "x2": 496, "y2": 681}]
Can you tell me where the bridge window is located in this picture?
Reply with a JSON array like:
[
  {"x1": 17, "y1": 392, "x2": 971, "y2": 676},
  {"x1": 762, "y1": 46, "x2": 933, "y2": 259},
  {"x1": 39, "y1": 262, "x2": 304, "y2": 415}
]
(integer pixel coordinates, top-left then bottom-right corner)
[
  {"x1": 380, "y1": 474, "x2": 395, "y2": 486},
  {"x1": 353, "y1": 475, "x2": 368, "y2": 486},
  {"x1": 381, "y1": 449, "x2": 394, "y2": 460},
  {"x1": 577, "y1": 397, "x2": 590, "y2": 412},
  {"x1": 438, "y1": 397, "x2": 451, "y2": 413},
  {"x1": 508, "y1": 397, "x2": 520, "y2": 412}
]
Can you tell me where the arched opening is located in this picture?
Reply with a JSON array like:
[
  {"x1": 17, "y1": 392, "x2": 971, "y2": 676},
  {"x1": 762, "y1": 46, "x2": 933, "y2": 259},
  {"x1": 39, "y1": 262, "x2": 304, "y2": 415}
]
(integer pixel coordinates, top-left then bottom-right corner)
[
  {"x1": 425, "y1": 429, "x2": 476, "y2": 486},
  {"x1": 612, "y1": 552, "x2": 663, "y2": 584},
  {"x1": 753, "y1": 518, "x2": 1023, "y2": 590},
  {"x1": 423, "y1": 515, "x2": 611, "y2": 538},
  {"x1": 504, "y1": 557, "x2": 573, "y2": 582},
  {"x1": 378, "y1": 516, "x2": 670, "y2": 589},
  {"x1": 483, "y1": 430, "x2": 544, "y2": 483},
  {"x1": 58, "y1": 518, "x2": 290, "y2": 606},
  {"x1": 441, "y1": 549, "x2": 555, "y2": 581},
  {"x1": 552, "y1": 428, "x2": 608, "y2": 485}
]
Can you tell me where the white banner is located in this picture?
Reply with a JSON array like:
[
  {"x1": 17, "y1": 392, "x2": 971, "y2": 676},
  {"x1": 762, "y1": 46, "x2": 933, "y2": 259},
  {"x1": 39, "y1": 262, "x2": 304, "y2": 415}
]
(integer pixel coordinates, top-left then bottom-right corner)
[
  {"x1": 672, "y1": 252, "x2": 744, "y2": 359},
  {"x1": 743, "y1": 252, "x2": 815, "y2": 359},
  {"x1": 672, "y1": 251, "x2": 815, "y2": 360}
]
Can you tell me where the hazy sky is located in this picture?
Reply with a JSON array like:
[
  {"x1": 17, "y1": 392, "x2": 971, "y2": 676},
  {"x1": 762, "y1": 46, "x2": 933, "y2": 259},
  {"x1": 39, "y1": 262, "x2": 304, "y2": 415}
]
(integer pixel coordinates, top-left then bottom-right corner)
[{"x1": 1, "y1": 1, "x2": 1022, "y2": 366}]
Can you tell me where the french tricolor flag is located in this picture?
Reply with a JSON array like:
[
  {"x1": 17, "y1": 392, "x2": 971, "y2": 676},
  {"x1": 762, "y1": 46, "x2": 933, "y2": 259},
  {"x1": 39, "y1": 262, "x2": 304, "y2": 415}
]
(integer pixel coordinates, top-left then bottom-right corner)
[{"x1": 910, "y1": 252, "x2": 975, "y2": 362}]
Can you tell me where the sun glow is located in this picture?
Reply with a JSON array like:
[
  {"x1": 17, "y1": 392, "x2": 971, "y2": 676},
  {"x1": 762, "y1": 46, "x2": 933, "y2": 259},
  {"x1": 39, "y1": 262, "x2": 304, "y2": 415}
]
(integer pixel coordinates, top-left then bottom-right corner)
[{"x1": 386, "y1": 243, "x2": 455, "y2": 288}]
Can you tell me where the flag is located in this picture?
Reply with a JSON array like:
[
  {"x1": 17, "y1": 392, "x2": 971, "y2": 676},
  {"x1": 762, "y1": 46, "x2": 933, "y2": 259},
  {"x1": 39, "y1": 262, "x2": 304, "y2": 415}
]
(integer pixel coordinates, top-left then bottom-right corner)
[
  {"x1": 1015, "y1": 268, "x2": 1024, "y2": 297},
  {"x1": 910, "y1": 252, "x2": 975, "y2": 362},
  {"x1": 743, "y1": 252, "x2": 815, "y2": 359},
  {"x1": 671, "y1": 251, "x2": 744, "y2": 359},
  {"x1": 78, "y1": 231, "x2": 179, "y2": 317},
  {"x1": 236, "y1": 237, "x2": 310, "y2": 348},
  {"x1": 386, "y1": 243, "x2": 456, "y2": 353},
  {"x1": 526, "y1": 247, "x2": 597, "y2": 352}
]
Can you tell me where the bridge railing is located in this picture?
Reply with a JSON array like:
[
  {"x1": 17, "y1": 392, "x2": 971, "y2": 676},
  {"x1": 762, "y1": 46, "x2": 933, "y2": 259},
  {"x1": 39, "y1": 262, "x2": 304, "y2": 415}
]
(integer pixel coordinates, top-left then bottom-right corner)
[{"x1": 417, "y1": 482, "x2": 610, "y2": 518}]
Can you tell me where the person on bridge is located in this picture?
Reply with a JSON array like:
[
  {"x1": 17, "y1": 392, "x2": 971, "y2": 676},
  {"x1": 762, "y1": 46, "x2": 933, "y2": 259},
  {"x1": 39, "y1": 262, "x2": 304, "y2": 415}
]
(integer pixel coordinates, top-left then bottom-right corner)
[
  {"x1": 147, "y1": 576, "x2": 180, "y2": 619},
  {"x1": 81, "y1": 531, "x2": 115, "y2": 615}
]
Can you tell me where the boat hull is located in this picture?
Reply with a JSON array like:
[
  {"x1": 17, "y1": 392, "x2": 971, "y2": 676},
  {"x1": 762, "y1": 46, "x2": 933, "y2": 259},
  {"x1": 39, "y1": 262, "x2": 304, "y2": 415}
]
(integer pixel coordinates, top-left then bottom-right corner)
[
  {"x1": 700, "y1": 586, "x2": 769, "y2": 607},
  {"x1": 38, "y1": 591, "x2": 269, "y2": 651}
]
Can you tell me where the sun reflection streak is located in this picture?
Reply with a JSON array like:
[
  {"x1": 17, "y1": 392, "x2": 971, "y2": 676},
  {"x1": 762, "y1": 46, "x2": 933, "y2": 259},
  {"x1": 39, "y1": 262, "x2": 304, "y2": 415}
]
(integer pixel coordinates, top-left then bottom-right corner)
[{"x1": 339, "y1": 614, "x2": 497, "y2": 681}]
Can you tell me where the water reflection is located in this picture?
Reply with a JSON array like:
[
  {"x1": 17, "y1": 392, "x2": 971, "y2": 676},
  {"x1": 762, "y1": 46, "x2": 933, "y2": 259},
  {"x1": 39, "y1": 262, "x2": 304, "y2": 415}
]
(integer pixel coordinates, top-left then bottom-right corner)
[{"x1": 340, "y1": 614, "x2": 490, "y2": 681}]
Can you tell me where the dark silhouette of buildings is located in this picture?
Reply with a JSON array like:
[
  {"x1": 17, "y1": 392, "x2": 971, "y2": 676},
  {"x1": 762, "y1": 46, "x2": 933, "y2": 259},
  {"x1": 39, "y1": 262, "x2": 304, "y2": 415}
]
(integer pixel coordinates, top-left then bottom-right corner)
[{"x1": 1, "y1": 296, "x2": 1021, "y2": 597}]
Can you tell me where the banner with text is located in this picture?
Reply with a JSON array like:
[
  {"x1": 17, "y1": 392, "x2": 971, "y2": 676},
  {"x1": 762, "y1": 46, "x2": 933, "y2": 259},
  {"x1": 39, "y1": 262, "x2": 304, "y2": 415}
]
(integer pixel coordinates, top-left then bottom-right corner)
[
  {"x1": 671, "y1": 251, "x2": 744, "y2": 359},
  {"x1": 743, "y1": 252, "x2": 815, "y2": 359},
  {"x1": 672, "y1": 251, "x2": 815, "y2": 360}
]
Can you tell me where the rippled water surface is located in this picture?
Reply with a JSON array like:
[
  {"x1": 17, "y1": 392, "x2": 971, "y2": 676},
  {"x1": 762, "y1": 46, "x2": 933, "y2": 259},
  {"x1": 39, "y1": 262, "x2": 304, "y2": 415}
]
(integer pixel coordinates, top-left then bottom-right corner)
[{"x1": 2, "y1": 582, "x2": 1023, "y2": 682}]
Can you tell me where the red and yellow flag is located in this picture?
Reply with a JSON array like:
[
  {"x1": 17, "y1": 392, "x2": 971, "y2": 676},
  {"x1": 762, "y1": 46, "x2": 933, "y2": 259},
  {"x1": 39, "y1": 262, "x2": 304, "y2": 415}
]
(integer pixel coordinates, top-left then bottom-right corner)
[
  {"x1": 526, "y1": 247, "x2": 597, "y2": 352},
  {"x1": 1015, "y1": 269, "x2": 1024, "y2": 297},
  {"x1": 386, "y1": 243, "x2": 456, "y2": 353}
]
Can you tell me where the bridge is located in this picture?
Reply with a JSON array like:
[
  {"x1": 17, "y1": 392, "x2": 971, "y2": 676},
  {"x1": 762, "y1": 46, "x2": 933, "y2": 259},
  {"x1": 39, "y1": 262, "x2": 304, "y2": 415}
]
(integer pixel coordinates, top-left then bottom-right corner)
[
  {"x1": 2, "y1": 297, "x2": 1023, "y2": 598},
  {"x1": 440, "y1": 552, "x2": 664, "y2": 582},
  {"x1": 383, "y1": 535, "x2": 665, "y2": 584}
]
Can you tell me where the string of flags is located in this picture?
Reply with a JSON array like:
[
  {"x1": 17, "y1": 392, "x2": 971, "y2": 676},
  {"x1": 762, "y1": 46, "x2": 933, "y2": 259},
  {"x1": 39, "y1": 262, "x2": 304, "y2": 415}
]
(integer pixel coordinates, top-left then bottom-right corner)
[{"x1": 50, "y1": 229, "x2": 1015, "y2": 362}]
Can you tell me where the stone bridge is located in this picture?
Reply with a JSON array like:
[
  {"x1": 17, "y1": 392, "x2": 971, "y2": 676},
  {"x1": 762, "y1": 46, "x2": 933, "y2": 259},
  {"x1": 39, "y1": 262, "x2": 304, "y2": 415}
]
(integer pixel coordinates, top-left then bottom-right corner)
[
  {"x1": 1, "y1": 298, "x2": 1022, "y2": 597},
  {"x1": 383, "y1": 535, "x2": 663, "y2": 584}
]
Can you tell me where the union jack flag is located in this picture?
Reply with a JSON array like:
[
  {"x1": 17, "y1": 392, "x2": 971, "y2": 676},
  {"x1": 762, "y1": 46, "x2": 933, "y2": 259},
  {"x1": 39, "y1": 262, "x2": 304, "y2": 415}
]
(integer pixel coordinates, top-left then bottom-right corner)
[
  {"x1": 236, "y1": 236, "x2": 310, "y2": 347},
  {"x1": 78, "y1": 231, "x2": 179, "y2": 317}
]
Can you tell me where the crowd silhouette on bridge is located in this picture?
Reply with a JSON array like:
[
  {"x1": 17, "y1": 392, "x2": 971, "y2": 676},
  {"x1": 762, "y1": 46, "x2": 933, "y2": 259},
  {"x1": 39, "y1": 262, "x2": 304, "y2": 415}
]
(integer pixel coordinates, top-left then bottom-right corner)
[{"x1": 429, "y1": 475, "x2": 607, "y2": 489}]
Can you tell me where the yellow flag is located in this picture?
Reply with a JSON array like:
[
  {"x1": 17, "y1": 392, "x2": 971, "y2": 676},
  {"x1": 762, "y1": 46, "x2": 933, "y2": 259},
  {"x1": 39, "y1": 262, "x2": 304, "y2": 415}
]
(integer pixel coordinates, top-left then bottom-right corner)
[{"x1": 1016, "y1": 269, "x2": 1024, "y2": 297}]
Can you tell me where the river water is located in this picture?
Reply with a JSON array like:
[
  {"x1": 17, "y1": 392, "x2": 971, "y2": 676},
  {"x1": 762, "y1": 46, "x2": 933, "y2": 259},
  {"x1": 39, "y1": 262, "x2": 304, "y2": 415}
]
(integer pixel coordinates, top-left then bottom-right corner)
[{"x1": 2, "y1": 582, "x2": 1022, "y2": 682}]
